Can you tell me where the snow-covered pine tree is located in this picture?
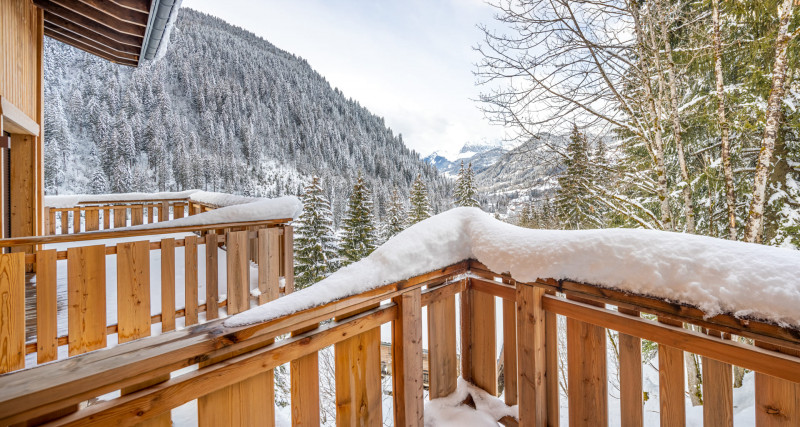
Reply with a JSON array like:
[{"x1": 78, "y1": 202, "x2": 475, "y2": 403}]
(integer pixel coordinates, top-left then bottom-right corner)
[
  {"x1": 294, "y1": 176, "x2": 339, "y2": 289},
  {"x1": 555, "y1": 125, "x2": 602, "y2": 230},
  {"x1": 339, "y1": 173, "x2": 378, "y2": 265},
  {"x1": 409, "y1": 174, "x2": 431, "y2": 224},
  {"x1": 383, "y1": 188, "x2": 406, "y2": 240},
  {"x1": 455, "y1": 161, "x2": 480, "y2": 207}
]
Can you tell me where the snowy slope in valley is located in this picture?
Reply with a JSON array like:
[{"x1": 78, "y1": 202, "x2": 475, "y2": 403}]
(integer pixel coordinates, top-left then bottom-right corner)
[{"x1": 228, "y1": 207, "x2": 800, "y2": 329}]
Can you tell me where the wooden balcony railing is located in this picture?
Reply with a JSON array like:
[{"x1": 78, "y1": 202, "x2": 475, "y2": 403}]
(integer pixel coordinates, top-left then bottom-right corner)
[
  {"x1": 0, "y1": 216, "x2": 294, "y2": 375},
  {"x1": 43, "y1": 197, "x2": 217, "y2": 235},
  {"x1": 0, "y1": 260, "x2": 799, "y2": 426}
]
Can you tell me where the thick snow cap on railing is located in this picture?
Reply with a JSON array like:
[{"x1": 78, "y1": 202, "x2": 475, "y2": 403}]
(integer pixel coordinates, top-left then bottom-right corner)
[{"x1": 228, "y1": 207, "x2": 800, "y2": 329}]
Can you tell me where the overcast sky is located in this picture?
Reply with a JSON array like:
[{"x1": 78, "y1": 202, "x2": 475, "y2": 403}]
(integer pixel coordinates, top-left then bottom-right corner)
[{"x1": 182, "y1": 0, "x2": 508, "y2": 157}]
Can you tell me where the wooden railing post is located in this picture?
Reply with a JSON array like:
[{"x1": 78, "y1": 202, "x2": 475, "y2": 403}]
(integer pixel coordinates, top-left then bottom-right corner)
[
  {"x1": 392, "y1": 287, "x2": 424, "y2": 426},
  {"x1": 427, "y1": 282, "x2": 458, "y2": 399},
  {"x1": 461, "y1": 279, "x2": 497, "y2": 395},
  {"x1": 754, "y1": 341, "x2": 800, "y2": 426},
  {"x1": 516, "y1": 283, "x2": 546, "y2": 427},
  {"x1": 657, "y1": 317, "x2": 685, "y2": 427},
  {"x1": 282, "y1": 225, "x2": 294, "y2": 294},
  {"x1": 702, "y1": 330, "x2": 732, "y2": 427},
  {"x1": 67, "y1": 245, "x2": 106, "y2": 356},
  {"x1": 566, "y1": 295, "x2": 608, "y2": 427},
  {"x1": 0, "y1": 252, "x2": 24, "y2": 373},
  {"x1": 334, "y1": 305, "x2": 382, "y2": 426},
  {"x1": 618, "y1": 309, "x2": 643, "y2": 427}
]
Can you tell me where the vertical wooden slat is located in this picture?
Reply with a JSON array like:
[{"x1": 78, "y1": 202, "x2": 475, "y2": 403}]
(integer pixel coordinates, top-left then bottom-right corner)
[
  {"x1": 85, "y1": 209, "x2": 99, "y2": 231},
  {"x1": 258, "y1": 228, "x2": 280, "y2": 305},
  {"x1": 282, "y1": 225, "x2": 294, "y2": 294},
  {"x1": 658, "y1": 317, "x2": 685, "y2": 427},
  {"x1": 754, "y1": 342, "x2": 800, "y2": 426},
  {"x1": 291, "y1": 337, "x2": 320, "y2": 427},
  {"x1": 147, "y1": 204, "x2": 154, "y2": 224},
  {"x1": 117, "y1": 241, "x2": 151, "y2": 343},
  {"x1": 184, "y1": 235, "x2": 198, "y2": 326},
  {"x1": 462, "y1": 283, "x2": 497, "y2": 395},
  {"x1": 103, "y1": 207, "x2": 110, "y2": 230},
  {"x1": 173, "y1": 203, "x2": 185, "y2": 219},
  {"x1": 160, "y1": 238, "x2": 175, "y2": 332},
  {"x1": 702, "y1": 330, "x2": 732, "y2": 427},
  {"x1": 67, "y1": 245, "x2": 106, "y2": 356},
  {"x1": 502, "y1": 298, "x2": 518, "y2": 405},
  {"x1": 0, "y1": 252, "x2": 24, "y2": 373},
  {"x1": 117, "y1": 240, "x2": 171, "y2": 427},
  {"x1": 566, "y1": 296, "x2": 607, "y2": 427},
  {"x1": 114, "y1": 207, "x2": 127, "y2": 228},
  {"x1": 73, "y1": 208, "x2": 81, "y2": 233},
  {"x1": 35, "y1": 249, "x2": 57, "y2": 364},
  {"x1": 427, "y1": 292, "x2": 457, "y2": 399},
  {"x1": 226, "y1": 231, "x2": 249, "y2": 314},
  {"x1": 516, "y1": 283, "x2": 546, "y2": 427},
  {"x1": 335, "y1": 306, "x2": 382, "y2": 427},
  {"x1": 131, "y1": 205, "x2": 144, "y2": 226},
  {"x1": 159, "y1": 202, "x2": 168, "y2": 222},
  {"x1": 47, "y1": 207, "x2": 55, "y2": 235},
  {"x1": 60, "y1": 210, "x2": 68, "y2": 234},
  {"x1": 619, "y1": 308, "x2": 643, "y2": 427},
  {"x1": 392, "y1": 287, "x2": 424, "y2": 427},
  {"x1": 545, "y1": 299, "x2": 559, "y2": 426},
  {"x1": 205, "y1": 233, "x2": 219, "y2": 320}
]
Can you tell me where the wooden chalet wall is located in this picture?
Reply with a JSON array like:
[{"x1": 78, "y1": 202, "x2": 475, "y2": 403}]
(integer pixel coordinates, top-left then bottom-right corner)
[{"x1": 0, "y1": 0, "x2": 45, "y2": 242}]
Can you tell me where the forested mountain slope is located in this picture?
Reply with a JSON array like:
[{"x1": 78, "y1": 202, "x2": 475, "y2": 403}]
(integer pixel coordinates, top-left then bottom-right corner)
[{"x1": 43, "y1": 8, "x2": 450, "y2": 223}]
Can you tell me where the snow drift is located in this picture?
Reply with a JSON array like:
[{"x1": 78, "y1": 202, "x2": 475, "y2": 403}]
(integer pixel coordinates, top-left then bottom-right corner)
[{"x1": 228, "y1": 207, "x2": 800, "y2": 329}]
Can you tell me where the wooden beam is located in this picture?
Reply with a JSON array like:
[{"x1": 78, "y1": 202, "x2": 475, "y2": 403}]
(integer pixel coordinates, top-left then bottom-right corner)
[
  {"x1": 44, "y1": 29, "x2": 138, "y2": 66},
  {"x1": 39, "y1": 3, "x2": 144, "y2": 46},
  {"x1": 45, "y1": 22, "x2": 139, "y2": 60},
  {"x1": 45, "y1": 13, "x2": 140, "y2": 53},
  {"x1": 37, "y1": 0, "x2": 147, "y2": 36},
  {"x1": 0, "y1": 253, "x2": 25, "y2": 373},
  {"x1": 566, "y1": 296, "x2": 607, "y2": 427},
  {"x1": 110, "y1": 0, "x2": 150, "y2": 14},
  {"x1": 392, "y1": 288, "x2": 424, "y2": 427},
  {"x1": 76, "y1": 0, "x2": 149, "y2": 26},
  {"x1": 427, "y1": 291, "x2": 457, "y2": 399},
  {"x1": 618, "y1": 308, "x2": 643, "y2": 427},
  {"x1": 0, "y1": 97, "x2": 40, "y2": 136}
]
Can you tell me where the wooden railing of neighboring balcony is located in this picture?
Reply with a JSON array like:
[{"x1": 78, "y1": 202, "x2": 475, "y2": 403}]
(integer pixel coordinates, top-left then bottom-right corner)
[
  {"x1": 0, "y1": 260, "x2": 799, "y2": 426},
  {"x1": 0, "y1": 217, "x2": 294, "y2": 378},
  {"x1": 43, "y1": 197, "x2": 217, "y2": 235}
]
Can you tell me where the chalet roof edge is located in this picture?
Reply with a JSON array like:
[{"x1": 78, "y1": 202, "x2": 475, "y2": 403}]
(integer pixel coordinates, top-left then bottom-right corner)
[{"x1": 139, "y1": 0, "x2": 182, "y2": 66}]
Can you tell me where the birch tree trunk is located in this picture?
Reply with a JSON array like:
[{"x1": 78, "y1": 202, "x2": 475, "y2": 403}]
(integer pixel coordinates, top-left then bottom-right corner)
[
  {"x1": 712, "y1": 0, "x2": 738, "y2": 241},
  {"x1": 744, "y1": 0, "x2": 797, "y2": 243},
  {"x1": 633, "y1": 3, "x2": 673, "y2": 231},
  {"x1": 659, "y1": 0, "x2": 695, "y2": 234}
]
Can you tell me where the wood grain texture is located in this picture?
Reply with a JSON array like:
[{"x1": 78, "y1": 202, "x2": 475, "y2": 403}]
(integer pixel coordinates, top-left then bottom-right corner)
[
  {"x1": 116, "y1": 241, "x2": 151, "y2": 344},
  {"x1": 184, "y1": 235, "x2": 198, "y2": 326},
  {"x1": 334, "y1": 327, "x2": 382, "y2": 426},
  {"x1": 258, "y1": 228, "x2": 280, "y2": 305},
  {"x1": 658, "y1": 317, "x2": 685, "y2": 427},
  {"x1": 226, "y1": 231, "x2": 250, "y2": 314},
  {"x1": 545, "y1": 300, "x2": 559, "y2": 426},
  {"x1": 566, "y1": 296, "x2": 607, "y2": 427},
  {"x1": 516, "y1": 284, "x2": 546, "y2": 427},
  {"x1": 173, "y1": 204, "x2": 184, "y2": 219},
  {"x1": 282, "y1": 225, "x2": 294, "y2": 293},
  {"x1": 502, "y1": 298, "x2": 518, "y2": 406},
  {"x1": 10, "y1": 135, "x2": 36, "y2": 245},
  {"x1": 103, "y1": 208, "x2": 110, "y2": 230},
  {"x1": 427, "y1": 293, "x2": 457, "y2": 399},
  {"x1": 131, "y1": 205, "x2": 143, "y2": 226},
  {"x1": 291, "y1": 350, "x2": 320, "y2": 426},
  {"x1": 36, "y1": 249, "x2": 57, "y2": 364},
  {"x1": 61, "y1": 210, "x2": 69, "y2": 234},
  {"x1": 160, "y1": 238, "x2": 175, "y2": 332},
  {"x1": 114, "y1": 207, "x2": 127, "y2": 228},
  {"x1": 466, "y1": 287, "x2": 497, "y2": 395},
  {"x1": 392, "y1": 288, "x2": 424, "y2": 427},
  {"x1": 0, "y1": 253, "x2": 25, "y2": 373},
  {"x1": 67, "y1": 245, "x2": 106, "y2": 356},
  {"x1": 618, "y1": 308, "x2": 643, "y2": 427},
  {"x1": 205, "y1": 233, "x2": 218, "y2": 320},
  {"x1": 701, "y1": 330, "x2": 732, "y2": 427},
  {"x1": 754, "y1": 342, "x2": 800, "y2": 427},
  {"x1": 85, "y1": 209, "x2": 99, "y2": 231}
]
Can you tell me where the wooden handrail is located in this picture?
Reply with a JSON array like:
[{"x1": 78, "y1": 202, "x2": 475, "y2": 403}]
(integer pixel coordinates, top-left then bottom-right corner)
[
  {"x1": 0, "y1": 218, "x2": 292, "y2": 247},
  {"x1": 0, "y1": 262, "x2": 467, "y2": 424}
]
